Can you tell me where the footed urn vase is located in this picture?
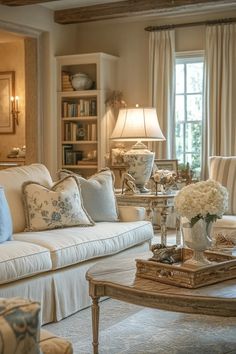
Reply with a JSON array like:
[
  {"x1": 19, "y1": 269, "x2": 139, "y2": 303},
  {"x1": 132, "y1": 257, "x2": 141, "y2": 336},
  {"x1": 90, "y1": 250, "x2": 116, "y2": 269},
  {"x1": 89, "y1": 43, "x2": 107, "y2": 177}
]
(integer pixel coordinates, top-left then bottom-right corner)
[{"x1": 182, "y1": 219, "x2": 213, "y2": 266}]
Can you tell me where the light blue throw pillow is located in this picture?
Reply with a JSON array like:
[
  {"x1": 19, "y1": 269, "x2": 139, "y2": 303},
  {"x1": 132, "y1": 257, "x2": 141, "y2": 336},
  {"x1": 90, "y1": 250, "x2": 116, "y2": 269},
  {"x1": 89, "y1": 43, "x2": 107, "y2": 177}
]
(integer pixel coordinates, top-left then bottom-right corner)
[
  {"x1": 59, "y1": 169, "x2": 119, "y2": 222},
  {"x1": 0, "y1": 187, "x2": 13, "y2": 243}
]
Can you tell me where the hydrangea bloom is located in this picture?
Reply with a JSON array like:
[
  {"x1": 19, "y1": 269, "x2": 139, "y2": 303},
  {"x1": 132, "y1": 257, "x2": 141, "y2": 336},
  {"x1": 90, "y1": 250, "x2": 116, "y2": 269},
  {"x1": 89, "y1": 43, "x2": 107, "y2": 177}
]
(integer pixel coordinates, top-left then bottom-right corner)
[{"x1": 174, "y1": 179, "x2": 228, "y2": 227}]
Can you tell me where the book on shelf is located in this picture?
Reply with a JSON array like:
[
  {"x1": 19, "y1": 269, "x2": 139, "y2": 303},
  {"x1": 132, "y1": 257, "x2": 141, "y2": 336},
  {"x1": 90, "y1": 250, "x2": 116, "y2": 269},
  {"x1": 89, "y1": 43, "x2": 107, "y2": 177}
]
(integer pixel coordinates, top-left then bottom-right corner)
[
  {"x1": 91, "y1": 123, "x2": 97, "y2": 141},
  {"x1": 61, "y1": 72, "x2": 74, "y2": 91},
  {"x1": 62, "y1": 145, "x2": 73, "y2": 165},
  {"x1": 62, "y1": 146, "x2": 84, "y2": 166},
  {"x1": 90, "y1": 99, "x2": 97, "y2": 116},
  {"x1": 62, "y1": 98, "x2": 97, "y2": 118},
  {"x1": 64, "y1": 121, "x2": 97, "y2": 142}
]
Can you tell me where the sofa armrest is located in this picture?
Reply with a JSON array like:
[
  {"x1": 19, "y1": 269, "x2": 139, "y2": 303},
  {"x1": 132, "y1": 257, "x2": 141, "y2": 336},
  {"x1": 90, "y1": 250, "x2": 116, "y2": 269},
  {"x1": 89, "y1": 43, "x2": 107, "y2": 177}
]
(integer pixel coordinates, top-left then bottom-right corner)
[
  {"x1": 118, "y1": 206, "x2": 146, "y2": 222},
  {"x1": 0, "y1": 297, "x2": 41, "y2": 354}
]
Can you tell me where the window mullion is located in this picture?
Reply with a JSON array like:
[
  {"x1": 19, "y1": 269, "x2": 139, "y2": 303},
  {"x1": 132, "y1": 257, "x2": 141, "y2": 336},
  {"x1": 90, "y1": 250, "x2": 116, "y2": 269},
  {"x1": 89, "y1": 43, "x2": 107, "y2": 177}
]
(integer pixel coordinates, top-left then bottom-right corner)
[{"x1": 184, "y1": 63, "x2": 187, "y2": 165}]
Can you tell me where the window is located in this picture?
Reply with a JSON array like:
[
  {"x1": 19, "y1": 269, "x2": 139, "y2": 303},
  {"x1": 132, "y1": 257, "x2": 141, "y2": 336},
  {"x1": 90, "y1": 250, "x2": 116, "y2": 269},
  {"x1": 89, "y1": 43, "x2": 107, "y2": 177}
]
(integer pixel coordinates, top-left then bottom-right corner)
[{"x1": 175, "y1": 55, "x2": 204, "y2": 177}]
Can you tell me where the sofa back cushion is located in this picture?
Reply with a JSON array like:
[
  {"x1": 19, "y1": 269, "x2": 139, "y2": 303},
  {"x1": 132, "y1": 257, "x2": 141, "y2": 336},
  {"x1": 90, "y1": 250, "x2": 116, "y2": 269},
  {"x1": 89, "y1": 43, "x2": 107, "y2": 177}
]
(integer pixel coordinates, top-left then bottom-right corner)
[
  {"x1": 209, "y1": 156, "x2": 236, "y2": 215},
  {"x1": 0, "y1": 164, "x2": 53, "y2": 233}
]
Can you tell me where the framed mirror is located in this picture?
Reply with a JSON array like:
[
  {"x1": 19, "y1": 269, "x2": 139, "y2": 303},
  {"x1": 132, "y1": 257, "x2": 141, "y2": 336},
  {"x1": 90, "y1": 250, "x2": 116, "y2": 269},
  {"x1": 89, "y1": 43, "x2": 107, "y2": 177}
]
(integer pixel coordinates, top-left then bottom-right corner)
[{"x1": 0, "y1": 71, "x2": 15, "y2": 134}]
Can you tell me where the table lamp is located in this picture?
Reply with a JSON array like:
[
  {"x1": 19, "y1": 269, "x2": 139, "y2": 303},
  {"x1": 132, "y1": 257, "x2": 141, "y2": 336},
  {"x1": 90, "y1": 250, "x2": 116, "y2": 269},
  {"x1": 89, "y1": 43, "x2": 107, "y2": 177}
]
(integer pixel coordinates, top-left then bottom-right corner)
[{"x1": 110, "y1": 106, "x2": 165, "y2": 193}]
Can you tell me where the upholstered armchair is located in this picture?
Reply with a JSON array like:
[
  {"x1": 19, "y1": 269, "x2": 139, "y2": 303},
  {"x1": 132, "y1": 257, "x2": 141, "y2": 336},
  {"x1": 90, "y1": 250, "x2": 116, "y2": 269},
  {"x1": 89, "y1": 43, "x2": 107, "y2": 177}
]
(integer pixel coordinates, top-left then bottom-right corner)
[
  {"x1": 0, "y1": 297, "x2": 73, "y2": 354},
  {"x1": 209, "y1": 156, "x2": 236, "y2": 238}
]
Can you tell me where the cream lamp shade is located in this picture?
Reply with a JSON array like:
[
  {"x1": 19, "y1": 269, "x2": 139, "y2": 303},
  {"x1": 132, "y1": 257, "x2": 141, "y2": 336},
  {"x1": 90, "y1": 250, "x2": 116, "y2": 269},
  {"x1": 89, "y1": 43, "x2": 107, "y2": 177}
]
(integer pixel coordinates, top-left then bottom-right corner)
[
  {"x1": 110, "y1": 107, "x2": 165, "y2": 142},
  {"x1": 111, "y1": 107, "x2": 165, "y2": 193}
]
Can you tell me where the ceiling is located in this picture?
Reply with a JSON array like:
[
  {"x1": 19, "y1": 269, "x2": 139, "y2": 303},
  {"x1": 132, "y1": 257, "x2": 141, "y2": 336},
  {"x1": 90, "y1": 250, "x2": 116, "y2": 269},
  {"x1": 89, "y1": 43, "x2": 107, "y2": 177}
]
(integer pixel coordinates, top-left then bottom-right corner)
[
  {"x1": 46, "y1": 0, "x2": 236, "y2": 25},
  {"x1": 41, "y1": 0, "x2": 126, "y2": 11},
  {"x1": 0, "y1": 0, "x2": 235, "y2": 24}
]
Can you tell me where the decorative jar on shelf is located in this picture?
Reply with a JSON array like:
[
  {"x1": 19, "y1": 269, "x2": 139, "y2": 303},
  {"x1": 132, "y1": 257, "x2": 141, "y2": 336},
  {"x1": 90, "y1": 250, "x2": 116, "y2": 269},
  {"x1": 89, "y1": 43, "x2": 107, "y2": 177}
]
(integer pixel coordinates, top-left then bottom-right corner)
[{"x1": 71, "y1": 73, "x2": 93, "y2": 91}]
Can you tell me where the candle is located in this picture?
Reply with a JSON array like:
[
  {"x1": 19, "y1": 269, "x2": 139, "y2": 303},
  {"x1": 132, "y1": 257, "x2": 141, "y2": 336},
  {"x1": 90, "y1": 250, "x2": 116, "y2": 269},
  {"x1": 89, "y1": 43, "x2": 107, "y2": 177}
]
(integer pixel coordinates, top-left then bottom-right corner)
[
  {"x1": 11, "y1": 96, "x2": 15, "y2": 112},
  {"x1": 15, "y1": 96, "x2": 19, "y2": 112}
]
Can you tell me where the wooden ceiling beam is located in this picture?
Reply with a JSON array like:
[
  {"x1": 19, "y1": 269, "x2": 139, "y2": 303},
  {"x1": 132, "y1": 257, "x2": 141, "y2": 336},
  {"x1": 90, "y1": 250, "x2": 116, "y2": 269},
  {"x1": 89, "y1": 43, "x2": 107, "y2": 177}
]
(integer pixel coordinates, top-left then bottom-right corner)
[
  {"x1": 0, "y1": 0, "x2": 60, "y2": 6},
  {"x1": 54, "y1": 0, "x2": 233, "y2": 24}
]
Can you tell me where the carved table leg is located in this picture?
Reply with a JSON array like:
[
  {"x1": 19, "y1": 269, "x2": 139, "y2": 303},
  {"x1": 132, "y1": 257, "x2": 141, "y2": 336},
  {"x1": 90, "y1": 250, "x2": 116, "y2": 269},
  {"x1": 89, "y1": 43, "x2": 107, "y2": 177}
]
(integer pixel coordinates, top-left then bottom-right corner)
[
  {"x1": 160, "y1": 207, "x2": 168, "y2": 246},
  {"x1": 146, "y1": 201, "x2": 154, "y2": 222},
  {"x1": 92, "y1": 296, "x2": 100, "y2": 354},
  {"x1": 175, "y1": 214, "x2": 181, "y2": 245}
]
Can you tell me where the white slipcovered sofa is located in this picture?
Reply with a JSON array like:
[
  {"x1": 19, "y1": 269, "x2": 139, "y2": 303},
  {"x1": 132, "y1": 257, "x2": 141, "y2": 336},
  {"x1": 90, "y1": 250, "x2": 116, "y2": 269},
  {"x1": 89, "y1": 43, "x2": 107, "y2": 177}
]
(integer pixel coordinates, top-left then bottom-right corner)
[{"x1": 0, "y1": 164, "x2": 153, "y2": 325}]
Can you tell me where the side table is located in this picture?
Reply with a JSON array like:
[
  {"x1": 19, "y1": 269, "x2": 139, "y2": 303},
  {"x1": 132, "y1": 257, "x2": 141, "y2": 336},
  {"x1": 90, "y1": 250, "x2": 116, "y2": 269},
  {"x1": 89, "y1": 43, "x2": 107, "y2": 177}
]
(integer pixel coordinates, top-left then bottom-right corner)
[{"x1": 115, "y1": 191, "x2": 180, "y2": 245}]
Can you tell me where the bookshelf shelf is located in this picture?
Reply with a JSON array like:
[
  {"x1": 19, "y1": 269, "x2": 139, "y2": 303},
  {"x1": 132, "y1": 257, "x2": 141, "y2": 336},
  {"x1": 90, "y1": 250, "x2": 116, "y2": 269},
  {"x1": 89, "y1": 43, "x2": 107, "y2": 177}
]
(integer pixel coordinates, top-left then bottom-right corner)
[
  {"x1": 62, "y1": 141, "x2": 98, "y2": 144},
  {"x1": 57, "y1": 53, "x2": 118, "y2": 178},
  {"x1": 62, "y1": 164, "x2": 98, "y2": 169},
  {"x1": 62, "y1": 117, "x2": 98, "y2": 121}
]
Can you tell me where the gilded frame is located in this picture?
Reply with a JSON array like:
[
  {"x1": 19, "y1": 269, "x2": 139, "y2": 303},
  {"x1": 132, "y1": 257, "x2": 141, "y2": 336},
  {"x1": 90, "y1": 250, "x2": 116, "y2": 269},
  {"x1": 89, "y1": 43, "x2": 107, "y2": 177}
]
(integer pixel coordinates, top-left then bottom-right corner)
[
  {"x1": 0, "y1": 71, "x2": 15, "y2": 133},
  {"x1": 154, "y1": 159, "x2": 178, "y2": 173}
]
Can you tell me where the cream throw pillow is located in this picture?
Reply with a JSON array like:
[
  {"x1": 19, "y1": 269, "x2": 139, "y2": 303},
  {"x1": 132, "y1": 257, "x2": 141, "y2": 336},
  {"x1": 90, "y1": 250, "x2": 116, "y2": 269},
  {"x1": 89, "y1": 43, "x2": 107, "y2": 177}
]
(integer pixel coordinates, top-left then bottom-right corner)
[
  {"x1": 59, "y1": 169, "x2": 119, "y2": 222},
  {"x1": 22, "y1": 175, "x2": 94, "y2": 231}
]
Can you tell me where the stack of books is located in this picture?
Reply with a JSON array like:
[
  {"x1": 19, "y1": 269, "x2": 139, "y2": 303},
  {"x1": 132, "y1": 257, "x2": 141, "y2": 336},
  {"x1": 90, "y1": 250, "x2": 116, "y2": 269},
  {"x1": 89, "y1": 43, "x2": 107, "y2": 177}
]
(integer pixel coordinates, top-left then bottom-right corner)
[{"x1": 61, "y1": 71, "x2": 74, "y2": 91}]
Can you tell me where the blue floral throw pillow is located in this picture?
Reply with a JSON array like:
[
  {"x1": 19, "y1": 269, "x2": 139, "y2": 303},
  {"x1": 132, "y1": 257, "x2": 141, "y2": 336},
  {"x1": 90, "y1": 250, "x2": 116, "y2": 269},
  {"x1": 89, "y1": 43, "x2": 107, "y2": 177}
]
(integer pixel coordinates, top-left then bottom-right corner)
[
  {"x1": 0, "y1": 187, "x2": 13, "y2": 243},
  {"x1": 22, "y1": 175, "x2": 94, "y2": 231},
  {"x1": 0, "y1": 297, "x2": 40, "y2": 354}
]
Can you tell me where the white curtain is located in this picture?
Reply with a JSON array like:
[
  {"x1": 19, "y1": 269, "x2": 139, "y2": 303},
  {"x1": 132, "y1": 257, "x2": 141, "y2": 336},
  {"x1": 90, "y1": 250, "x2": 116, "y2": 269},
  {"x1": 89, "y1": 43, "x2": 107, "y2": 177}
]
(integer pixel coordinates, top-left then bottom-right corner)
[
  {"x1": 149, "y1": 30, "x2": 175, "y2": 159},
  {"x1": 203, "y1": 23, "x2": 236, "y2": 178}
]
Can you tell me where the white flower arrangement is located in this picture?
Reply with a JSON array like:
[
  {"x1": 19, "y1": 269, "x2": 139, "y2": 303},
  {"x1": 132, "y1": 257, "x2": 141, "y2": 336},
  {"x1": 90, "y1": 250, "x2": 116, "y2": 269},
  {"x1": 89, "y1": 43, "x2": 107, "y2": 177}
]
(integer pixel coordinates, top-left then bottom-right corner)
[
  {"x1": 153, "y1": 169, "x2": 177, "y2": 186},
  {"x1": 174, "y1": 179, "x2": 228, "y2": 227}
]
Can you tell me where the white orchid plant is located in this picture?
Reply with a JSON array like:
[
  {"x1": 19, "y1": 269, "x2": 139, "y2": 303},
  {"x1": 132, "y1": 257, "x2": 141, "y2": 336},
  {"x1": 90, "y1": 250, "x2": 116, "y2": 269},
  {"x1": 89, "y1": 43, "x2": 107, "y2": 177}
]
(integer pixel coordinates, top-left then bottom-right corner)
[{"x1": 174, "y1": 179, "x2": 229, "y2": 227}]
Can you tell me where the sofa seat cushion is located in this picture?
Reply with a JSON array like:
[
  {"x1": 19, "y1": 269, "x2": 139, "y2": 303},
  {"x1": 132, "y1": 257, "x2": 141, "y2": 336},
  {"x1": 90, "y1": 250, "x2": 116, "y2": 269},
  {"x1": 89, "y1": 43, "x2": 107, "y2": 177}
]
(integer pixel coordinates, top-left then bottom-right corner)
[
  {"x1": 0, "y1": 241, "x2": 52, "y2": 284},
  {"x1": 14, "y1": 221, "x2": 153, "y2": 270}
]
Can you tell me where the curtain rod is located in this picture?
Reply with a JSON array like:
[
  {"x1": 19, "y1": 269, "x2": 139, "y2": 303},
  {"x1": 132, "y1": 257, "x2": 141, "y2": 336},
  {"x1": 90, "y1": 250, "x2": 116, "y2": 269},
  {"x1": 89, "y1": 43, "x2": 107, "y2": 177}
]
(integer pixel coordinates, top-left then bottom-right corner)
[{"x1": 145, "y1": 17, "x2": 236, "y2": 31}]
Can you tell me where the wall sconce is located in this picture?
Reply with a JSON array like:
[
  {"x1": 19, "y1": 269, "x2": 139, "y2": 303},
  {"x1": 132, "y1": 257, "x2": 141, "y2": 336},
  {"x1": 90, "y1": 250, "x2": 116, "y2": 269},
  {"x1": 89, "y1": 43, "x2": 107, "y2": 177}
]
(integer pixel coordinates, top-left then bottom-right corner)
[{"x1": 11, "y1": 96, "x2": 20, "y2": 125}]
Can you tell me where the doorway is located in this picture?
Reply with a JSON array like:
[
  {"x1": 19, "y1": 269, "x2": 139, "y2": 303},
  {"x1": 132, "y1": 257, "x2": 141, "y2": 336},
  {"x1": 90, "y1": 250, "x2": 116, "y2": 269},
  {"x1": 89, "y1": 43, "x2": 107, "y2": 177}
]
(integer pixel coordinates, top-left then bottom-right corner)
[{"x1": 0, "y1": 24, "x2": 42, "y2": 165}]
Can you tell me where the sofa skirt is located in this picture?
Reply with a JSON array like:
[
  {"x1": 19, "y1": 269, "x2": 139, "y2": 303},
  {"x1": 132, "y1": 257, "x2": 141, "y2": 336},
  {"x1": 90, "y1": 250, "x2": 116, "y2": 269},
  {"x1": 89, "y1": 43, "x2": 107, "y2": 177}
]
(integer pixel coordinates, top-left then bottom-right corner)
[{"x1": 0, "y1": 241, "x2": 150, "y2": 324}]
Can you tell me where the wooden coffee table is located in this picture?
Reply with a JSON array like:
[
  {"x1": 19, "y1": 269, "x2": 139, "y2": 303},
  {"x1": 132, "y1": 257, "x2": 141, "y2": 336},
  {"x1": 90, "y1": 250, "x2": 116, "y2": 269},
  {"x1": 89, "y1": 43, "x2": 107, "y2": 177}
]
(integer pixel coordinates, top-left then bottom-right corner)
[{"x1": 86, "y1": 252, "x2": 236, "y2": 354}]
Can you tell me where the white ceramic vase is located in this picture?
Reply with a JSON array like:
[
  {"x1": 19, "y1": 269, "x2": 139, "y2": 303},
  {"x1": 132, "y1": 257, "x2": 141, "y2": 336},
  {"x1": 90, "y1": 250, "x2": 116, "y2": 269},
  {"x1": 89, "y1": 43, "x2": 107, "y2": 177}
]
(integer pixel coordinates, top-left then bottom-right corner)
[
  {"x1": 123, "y1": 146, "x2": 154, "y2": 193},
  {"x1": 71, "y1": 73, "x2": 93, "y2": 90},
  {"x1": 182, "y1": 218, "x2": 213, "y2": 266}
]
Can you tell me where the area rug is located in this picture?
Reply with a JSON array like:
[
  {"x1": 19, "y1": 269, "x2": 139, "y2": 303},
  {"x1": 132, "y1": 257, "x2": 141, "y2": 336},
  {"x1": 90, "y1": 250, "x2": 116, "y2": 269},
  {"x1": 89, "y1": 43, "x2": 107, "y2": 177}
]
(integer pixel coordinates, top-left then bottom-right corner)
[{"x1": 44, "y1": 299, "x2": 236, "y2": 354}]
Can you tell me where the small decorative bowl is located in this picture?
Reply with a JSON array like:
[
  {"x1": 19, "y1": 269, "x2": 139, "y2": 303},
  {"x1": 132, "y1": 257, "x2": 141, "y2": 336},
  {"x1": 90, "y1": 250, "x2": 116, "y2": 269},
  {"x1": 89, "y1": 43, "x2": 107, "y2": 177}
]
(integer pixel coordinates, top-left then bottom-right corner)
[{"x1": 71, "y1": 73, "x2": 93, "y2": 90}]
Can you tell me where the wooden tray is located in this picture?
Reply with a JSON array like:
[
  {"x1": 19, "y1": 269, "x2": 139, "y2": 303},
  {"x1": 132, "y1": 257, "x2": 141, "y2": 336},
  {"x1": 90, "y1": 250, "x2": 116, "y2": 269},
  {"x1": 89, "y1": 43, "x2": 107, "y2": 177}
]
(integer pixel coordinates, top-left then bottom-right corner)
[{"x1": 135, "y1": 248, "x2": 236, "y2": 288}]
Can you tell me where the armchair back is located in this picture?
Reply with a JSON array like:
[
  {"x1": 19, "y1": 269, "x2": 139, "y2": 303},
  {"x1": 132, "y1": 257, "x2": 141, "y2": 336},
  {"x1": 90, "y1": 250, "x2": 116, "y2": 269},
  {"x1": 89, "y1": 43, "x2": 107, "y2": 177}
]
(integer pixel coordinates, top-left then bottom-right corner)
[{"x1": 209, "y1": 156, "x2": 236, "y2": 215}]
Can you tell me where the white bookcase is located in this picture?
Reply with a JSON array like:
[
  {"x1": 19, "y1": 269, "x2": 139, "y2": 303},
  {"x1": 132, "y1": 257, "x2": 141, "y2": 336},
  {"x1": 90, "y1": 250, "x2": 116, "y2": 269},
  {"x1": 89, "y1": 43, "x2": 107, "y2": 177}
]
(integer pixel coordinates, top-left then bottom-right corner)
[{"x1": 56, "y1": 52, "x2": 118, "y2": 177}]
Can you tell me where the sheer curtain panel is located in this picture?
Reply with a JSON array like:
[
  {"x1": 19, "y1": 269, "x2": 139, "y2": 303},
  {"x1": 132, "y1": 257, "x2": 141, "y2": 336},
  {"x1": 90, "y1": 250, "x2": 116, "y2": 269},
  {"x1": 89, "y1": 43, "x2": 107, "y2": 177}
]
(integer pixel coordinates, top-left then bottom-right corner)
[
  {"x1": 203, "y1": 23, "x2": 236, "y2": 178},
  {"x1": 149, "y1": 30, "x2": 175, "y2": 159}
]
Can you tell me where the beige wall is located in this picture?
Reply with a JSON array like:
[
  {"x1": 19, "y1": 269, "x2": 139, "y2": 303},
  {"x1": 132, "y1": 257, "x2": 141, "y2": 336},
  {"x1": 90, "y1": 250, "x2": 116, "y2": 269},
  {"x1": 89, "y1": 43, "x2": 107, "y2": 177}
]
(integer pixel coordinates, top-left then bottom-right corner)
[
  {"x1": 0, "y1": 40, "x2": 25, "y2": 160},
  {"x1": 0, "y1": 6, "x2": 235, "y2": 177},
  {"x1": 72, "y1": 9, "x2": 235, "y2": 107}
]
